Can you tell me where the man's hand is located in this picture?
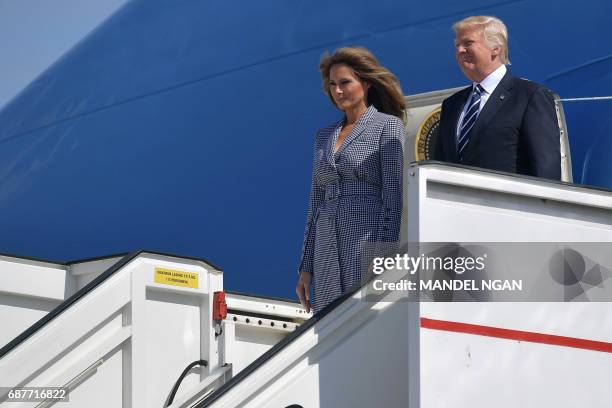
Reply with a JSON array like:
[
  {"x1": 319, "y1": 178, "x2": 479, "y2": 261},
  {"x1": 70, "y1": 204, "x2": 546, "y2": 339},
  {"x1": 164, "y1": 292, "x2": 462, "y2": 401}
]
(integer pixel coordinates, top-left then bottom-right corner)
[{"x1": 296, "y1": 271, "x2": 312, "y2": 313}]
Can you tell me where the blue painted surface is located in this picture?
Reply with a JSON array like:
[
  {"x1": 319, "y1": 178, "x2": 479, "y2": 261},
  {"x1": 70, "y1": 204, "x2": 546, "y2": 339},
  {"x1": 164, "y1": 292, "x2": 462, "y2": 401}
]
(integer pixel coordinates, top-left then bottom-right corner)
[
  {"x1": 0, "y1": 0, "x2": 610, "y2": 299},
  {"x1": 0, "y1": 0, "x2": 129, "y2": 109}
]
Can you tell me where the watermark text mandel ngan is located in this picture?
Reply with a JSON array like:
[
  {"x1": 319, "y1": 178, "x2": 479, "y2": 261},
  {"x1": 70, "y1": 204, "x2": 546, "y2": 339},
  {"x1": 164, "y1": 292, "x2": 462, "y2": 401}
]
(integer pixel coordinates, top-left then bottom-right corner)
[{"x1": 370, "y1": 252, "x2": 523, "y2": 293}]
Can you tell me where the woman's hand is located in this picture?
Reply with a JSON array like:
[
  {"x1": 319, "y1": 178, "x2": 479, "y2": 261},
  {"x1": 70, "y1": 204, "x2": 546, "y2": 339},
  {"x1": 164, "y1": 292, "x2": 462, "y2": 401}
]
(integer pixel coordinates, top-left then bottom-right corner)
[{"x1": 296, "y1": 271, "x2": 312, "y2": 313}]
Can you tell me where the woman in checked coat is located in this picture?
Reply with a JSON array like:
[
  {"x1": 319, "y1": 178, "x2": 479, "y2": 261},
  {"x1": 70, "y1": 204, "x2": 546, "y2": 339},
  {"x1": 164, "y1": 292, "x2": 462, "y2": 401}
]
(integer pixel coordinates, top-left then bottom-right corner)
[{"x1": 296, "y1": 47, "x2": 406, "y2": 313}]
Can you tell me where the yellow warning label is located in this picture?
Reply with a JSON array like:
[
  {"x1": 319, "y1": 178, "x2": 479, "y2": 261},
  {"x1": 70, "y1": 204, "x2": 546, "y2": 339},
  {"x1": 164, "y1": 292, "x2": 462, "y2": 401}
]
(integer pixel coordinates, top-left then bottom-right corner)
[{"x1": 154, "y1": 268, "x2": 199, "y2": 289}]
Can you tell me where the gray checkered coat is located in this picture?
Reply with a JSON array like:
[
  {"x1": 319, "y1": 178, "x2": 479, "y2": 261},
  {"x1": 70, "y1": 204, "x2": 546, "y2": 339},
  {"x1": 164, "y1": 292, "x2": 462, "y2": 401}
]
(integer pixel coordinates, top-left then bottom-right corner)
[{"x1": 299, "y1": 105, "x2": 404, "y2": 312}]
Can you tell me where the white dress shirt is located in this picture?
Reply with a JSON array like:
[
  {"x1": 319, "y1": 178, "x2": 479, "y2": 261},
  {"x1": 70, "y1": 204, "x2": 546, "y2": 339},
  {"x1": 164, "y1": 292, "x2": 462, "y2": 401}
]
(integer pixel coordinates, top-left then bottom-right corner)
[{"x1": 456, "y1": 64, "x2": 507, "y2": 141}]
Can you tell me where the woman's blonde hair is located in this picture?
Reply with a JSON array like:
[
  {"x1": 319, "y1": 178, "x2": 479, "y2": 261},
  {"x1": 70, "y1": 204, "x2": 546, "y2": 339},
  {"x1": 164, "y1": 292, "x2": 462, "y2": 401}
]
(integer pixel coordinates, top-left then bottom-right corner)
[{"x1": 319, "y1": 47, "x2": 406, "y2": 119}]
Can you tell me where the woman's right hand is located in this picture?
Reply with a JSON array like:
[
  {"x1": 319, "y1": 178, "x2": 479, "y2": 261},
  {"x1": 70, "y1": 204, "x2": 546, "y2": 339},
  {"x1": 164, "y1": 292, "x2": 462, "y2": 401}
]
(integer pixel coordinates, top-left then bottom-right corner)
[{"x1": 296, "y1": 271, "x2": 312, "y2": 313}]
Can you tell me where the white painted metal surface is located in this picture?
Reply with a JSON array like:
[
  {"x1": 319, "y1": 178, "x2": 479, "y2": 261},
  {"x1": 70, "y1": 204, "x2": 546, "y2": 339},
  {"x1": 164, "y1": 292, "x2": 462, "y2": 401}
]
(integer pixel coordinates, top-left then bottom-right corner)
[
  {"x1": 413, "y1": 163, "x2": 612, "y2": 407},
  {"x1": 421, "y1": 319, "x2": 612, "y2": 407},
  {"x1": 409, "y1": 163, "x2": 612, "y2": 242},
  {"x1": 222, "y1": 293, "x2": 310, "y2": 375},
  {"x1": 0, "y1": 253, "x2": 224, "y2": 407},
  {"x1": 0, "y1": 255, "x2": 124, "y2": 348},
  {"x1": 0, "y1": 254, "x2": 309, "y2": 407},
  {"x1": 0, "y1": 256, "x2": 68, "y2": 347},
  {"x1": 200, "y1": 293, "x2": 417, "y2": 408}
]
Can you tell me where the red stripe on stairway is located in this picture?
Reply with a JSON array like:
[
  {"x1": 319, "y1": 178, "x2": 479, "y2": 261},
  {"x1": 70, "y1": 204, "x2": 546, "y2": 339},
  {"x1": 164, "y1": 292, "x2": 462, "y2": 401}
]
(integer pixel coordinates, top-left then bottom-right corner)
[{"x1": 420, "y1": 317, "x2": 612, "y2": 353}]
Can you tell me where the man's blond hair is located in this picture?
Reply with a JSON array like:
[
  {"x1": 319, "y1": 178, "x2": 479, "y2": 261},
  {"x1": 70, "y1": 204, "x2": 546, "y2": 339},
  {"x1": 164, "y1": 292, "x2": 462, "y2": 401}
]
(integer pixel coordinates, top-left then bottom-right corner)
[{"x1": 453, "y1": 16, "x2": 510, "y2": 64}]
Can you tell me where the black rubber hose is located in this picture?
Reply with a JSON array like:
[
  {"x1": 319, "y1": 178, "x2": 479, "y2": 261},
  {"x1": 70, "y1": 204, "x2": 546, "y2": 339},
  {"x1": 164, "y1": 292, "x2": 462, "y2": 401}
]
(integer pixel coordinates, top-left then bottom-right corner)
[{"x1": 165, "y1": 359, "x2": 208, "y2": 407}]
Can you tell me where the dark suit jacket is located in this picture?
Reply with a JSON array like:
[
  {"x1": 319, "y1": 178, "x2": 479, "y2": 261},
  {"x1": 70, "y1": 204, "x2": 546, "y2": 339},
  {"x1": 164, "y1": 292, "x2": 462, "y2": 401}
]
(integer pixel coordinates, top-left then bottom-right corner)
[{"x1": 435, "y1": 71, "x2": 561, "y2": 180}]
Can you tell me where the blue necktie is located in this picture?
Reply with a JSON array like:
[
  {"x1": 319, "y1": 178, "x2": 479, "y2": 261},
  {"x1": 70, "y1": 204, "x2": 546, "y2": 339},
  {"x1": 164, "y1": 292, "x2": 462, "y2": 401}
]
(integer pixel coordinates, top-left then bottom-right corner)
[{"x1": 457, "y1": 84, "x2": 484, "y2": 158}]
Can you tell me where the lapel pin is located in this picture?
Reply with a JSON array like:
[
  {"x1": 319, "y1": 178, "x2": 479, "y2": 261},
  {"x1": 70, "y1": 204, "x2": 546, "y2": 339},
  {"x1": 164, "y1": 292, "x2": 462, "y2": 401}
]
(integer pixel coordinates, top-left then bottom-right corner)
[{"x1": 500, "y1": 94, "x2": 505, "y2": 100}]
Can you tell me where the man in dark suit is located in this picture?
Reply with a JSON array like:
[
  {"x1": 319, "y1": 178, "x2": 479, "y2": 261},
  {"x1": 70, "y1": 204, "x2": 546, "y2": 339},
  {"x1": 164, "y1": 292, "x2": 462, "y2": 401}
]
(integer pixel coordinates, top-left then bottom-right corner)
[{"x1": 436, "y1": 16, "x2": 561, "y2": 180}]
